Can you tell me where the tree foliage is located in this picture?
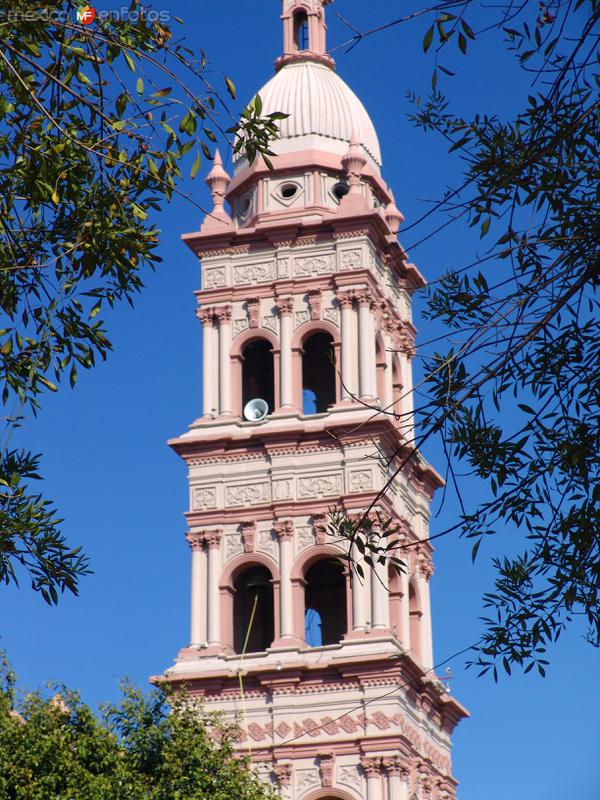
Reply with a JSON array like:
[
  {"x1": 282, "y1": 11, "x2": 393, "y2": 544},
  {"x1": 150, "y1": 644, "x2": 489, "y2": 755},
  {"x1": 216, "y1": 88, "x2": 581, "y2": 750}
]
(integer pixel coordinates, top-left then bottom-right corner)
[
  {"x1": 0, "y1": 654, "x2": 275, "y2": 800},
  {"x1": 0, "y1": 0, "x2": 282, "y2": 603},
  {"x1": 332, "y1": 0, "x2": 599, "y2": 676}
]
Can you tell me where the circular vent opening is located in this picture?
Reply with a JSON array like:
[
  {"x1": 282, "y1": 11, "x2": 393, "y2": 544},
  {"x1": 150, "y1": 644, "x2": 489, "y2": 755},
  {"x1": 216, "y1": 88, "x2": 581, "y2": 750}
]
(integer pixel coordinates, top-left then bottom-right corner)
[
  {"x1": 280, "y1": 183, "x2": 298, "y2": 199},
  {"x1": 333, "y1": 180, "x2": 350, "y2": 200}
]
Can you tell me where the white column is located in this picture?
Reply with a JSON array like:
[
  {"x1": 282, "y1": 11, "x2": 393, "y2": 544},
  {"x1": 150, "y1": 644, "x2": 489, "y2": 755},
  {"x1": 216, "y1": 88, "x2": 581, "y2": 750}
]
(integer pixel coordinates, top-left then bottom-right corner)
[
  {"x1": 358, "y1": 292, "x2": 376, "y2": 399},
  {"x1": 338, "y1": 291, "x2": 354, "y2": 401},
  {"x1": 276, "y1": 521, "x2": 294, "y2": 639},
  {"x1": 277, "y1": 298, "x2": 294, "y2": 409},
  {"x1": 371, "y1": 557, "x2": 389, "y2": 631},
  {"x1": 216, "y1": 306, "x2": 232, "y2": 416},
  {"x1": 350, "y1": 542, "x2": 367, "y2": 633},
  {"x1": 198, "y1": 308, "x2": 215, "y2": 417},
  {"x1": 362, "y1": 759, "x2": 382, "y2": 800},
  {"x1": 397, "y1": 326, "x2": 416, "y2": 442},
  {"x1": 418, "y1": 554, "x2": 434, "y2": 671},
  {"x1": 205, "y1": 529, "x2": 222, "y2": 645},
  {"x1": 384, "y1": 762, "x2": 410, "y2": 800},
  {"x1": 186, "y1": 532, "x2": 207, "y2": 647}
]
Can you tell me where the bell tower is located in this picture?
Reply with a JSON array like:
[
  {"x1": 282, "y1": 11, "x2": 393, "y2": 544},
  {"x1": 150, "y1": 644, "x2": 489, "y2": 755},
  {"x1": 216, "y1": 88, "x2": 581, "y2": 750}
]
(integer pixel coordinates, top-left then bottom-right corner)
[{"x1": 161, "y1": 2, "x2": 468, "y2": 798}]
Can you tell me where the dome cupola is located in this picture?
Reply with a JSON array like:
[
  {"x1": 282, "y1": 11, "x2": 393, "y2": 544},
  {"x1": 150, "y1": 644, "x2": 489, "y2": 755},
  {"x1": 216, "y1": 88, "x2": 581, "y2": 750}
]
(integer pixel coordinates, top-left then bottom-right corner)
[{"x1": 233, "y1": 0, "x2": 382, "y2": 174}]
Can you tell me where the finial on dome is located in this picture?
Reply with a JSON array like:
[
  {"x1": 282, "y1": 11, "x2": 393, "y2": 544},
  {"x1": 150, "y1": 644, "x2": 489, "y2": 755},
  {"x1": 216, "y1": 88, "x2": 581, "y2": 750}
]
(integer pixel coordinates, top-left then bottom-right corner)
[
  {"x1": 277, "y1": 1, "x2": 335, "y2": 71},
  {"x1": 201, "y1": 149, "x2": 232, "y2": 231},
  {"x1": 385, "y1": 191, "x2": 405, "y2": 234}
]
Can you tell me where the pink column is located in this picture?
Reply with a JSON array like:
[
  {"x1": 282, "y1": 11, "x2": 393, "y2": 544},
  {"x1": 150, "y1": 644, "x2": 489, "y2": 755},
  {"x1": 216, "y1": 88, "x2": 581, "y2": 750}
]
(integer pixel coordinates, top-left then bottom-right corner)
[
  {"x1": 383, "y1": 760, "x2": 410, "y2": 800},
  {"x1": 362, "y1": 758, "x2": 382, "y2": 800},
  {"x1": 205, "y1": 529, "x2": 223, "y2": 646},
  {"x1": 186, "y1": 532, "x2": 207, "y2": 647},
  {"x1": 216, "y1": 305, "x2": 232, "y2": 416},
  {"x1": 337, "y1": 290, "x2": 355, "y2": 401},
  {"x1": 197, "y1": 308, "x2": 216, "y2": 418},
  {"x1": 274, "y1": 520, "x2": 295, "y2": 641},
  {"x1": 357, "y1": 291, "x2": 376, "y2": 400},
  {"x1": 276, "y1": 298, "x2": 294, "y2": 410},
  {"x1": 371, "y1": 556, "x2": 390, "y2": 631},
  {"x1": 417, "y1": 551, "x2": 435, "y2": 671},
  {"x1": 351, "y1": 542, "x2": 367, "y2": 633}
]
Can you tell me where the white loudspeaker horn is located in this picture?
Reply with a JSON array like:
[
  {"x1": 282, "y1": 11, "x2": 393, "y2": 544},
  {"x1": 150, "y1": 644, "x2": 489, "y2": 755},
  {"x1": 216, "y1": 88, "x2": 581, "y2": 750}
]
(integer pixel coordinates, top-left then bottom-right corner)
[{"x1": 243, "y1": 397, "x2": 269, "y2": 422}]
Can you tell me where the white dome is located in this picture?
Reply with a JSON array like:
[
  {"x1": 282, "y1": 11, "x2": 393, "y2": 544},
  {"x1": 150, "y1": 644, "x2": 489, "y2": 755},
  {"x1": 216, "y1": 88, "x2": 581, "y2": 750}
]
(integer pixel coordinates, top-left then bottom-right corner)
[{"x1": 237, "y1": 60, "x2": 382, "y2": 172}]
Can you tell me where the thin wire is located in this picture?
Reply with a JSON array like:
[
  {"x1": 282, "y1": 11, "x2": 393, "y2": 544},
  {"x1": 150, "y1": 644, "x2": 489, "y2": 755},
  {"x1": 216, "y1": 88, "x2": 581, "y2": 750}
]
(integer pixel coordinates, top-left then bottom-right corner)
[
  {"x1": 276, "y1": 638, "x2": 480, "y2": 748},
  {"x1": 237, "y1": 593, "x2": 259, "y2": 757}
]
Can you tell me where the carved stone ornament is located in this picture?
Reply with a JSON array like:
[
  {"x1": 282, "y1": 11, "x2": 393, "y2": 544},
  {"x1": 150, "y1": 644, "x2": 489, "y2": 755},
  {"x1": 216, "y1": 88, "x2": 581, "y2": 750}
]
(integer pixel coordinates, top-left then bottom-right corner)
[
  {"x1": 307, "y1": 288, "x2": 322, "y2": 321},
  {"x1": 272, "y1": 762, "x2": 292, "y2": 786},
  {"x1": 318, "y1": 753, "x2": 335, "y2": 787},
  {"x1": 247, "y1": 297, "x2": 261, "y2": 329},
  {"x1": 298, "y1": 473, "x2": 342, "y2": 499},
  {"x1": 215, "y1": 305, "x2": 232, "y2": 324},
  {"x1": 240, "y1": 521, "x2": 256, "y2": 553},
  {"x1": 360, "y1": 756, "x2": 382, "y2": 778},
  {"x1": 196, "y1": 307, "x2": 214, "y2": 327},
  {"x1": 336, "y1": 289, "x2": 354, "y2": 309},
  {"x1": 296, "y1": 769, "x2": 319, "y2": 794},
  {"x1": 312, "y1": 512, "x2": 328, "y2": 545},
  {"x1": 203, "y1": 529, "x2": 222, "y2": 549}
]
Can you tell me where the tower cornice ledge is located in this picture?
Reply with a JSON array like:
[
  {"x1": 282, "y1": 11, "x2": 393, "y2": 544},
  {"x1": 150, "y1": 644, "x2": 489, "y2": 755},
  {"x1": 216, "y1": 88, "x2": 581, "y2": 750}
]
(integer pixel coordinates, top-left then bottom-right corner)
[{"x1": 182, "y1": 211, "x2": 425, "y2": 290}]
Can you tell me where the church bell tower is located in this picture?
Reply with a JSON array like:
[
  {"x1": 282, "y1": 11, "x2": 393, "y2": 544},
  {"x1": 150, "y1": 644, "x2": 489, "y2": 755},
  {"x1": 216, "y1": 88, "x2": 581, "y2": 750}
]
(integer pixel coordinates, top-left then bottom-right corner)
[{"x1": 162, "y1": 2, "x2": 468, "y2": 798}]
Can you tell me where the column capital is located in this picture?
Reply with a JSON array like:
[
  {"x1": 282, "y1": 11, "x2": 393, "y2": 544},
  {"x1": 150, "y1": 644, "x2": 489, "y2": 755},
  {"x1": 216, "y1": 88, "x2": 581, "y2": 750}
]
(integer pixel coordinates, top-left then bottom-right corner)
[
  {"x1": 336, "y1": 289, "x2": 355, "y2": 309},
  {"x1": 394, "y1": 321, "x2": 416, "y2": 358},
  {"x1": 274, "y1": 519, "x2": 294, "y2": 541},
  {"x1": 417, "y1": 550, "x2": 435, "y2": 580},
  {"x1": 185, "y1": 531, "x2": 205, "y2": 552},
  {"x1": 203, "y1": 529, "x2": 223, "y2": 549},
  {"x1": 356, "y1": 289, "x2": 374, "y2": 309},
  {"x1": 196, "y1": 306, "x2": 215, "y2": 326},
  {"x1": 382, "y1": 757, "x2": 410, "y2": 779},
  {"x1": 275, "y1": 296, "x2": 294, "y2": 316},
  {"x1": 215, "y1": 305, "x2": 232, "y2": 324},
  {"x1": 240, "y1": 521, "x2": 256, "y2": 553},
  {"x1": 360, "y1": 756, "x2": 382, "y2": 778}
]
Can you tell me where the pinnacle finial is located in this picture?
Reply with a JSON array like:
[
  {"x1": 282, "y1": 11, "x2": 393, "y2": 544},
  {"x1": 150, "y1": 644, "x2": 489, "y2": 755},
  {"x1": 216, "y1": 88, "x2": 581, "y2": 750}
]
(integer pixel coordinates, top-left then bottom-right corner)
[
  {"x1": 342, "y1": 133, "x2": 367, "y2": 195},
  {"x1": 385, "y1": 191, "x2": 405, "y2": 234},
  {"x1": 205, "y1": 149, "x2": 231, "y2": 215}
]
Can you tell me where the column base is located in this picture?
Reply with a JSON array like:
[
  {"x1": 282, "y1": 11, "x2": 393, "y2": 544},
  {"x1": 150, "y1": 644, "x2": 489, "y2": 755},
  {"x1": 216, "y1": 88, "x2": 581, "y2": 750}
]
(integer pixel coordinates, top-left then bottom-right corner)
[{"x1": 270, "y1": 636, "x2": 305, "y2": 650}]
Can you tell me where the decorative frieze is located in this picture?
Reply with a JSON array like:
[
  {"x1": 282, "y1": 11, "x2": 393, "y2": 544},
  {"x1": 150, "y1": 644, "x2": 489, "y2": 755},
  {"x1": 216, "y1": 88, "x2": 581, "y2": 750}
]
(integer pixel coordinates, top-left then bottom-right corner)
[
  {"x1": 225, "y1": 482, "x2": 270, "y2": 507},
  {"x1": 295, "y1": 769, "x2": 319, "y2": 794},
  {"x1": 298, "y1": 473, "x2": 343, "y2": 499},
  {"x1": 349, "y1": 469, "x2": 373, "y2": 492},
  {"x1": 204, "y1": 267, "x2": 226, "y2": 288},
  {"x1": 294, "y1": 253, "x2": 335, "y2": 277},
  {"x1": 233, "y1": 260, "x2": 276, "y2": 285},
  {"x1": 192, "y1": 486, "x2": 217, "y2": 510},
  {"x1": 233, "y1": 318, "x2": 248, "y2": 337}
]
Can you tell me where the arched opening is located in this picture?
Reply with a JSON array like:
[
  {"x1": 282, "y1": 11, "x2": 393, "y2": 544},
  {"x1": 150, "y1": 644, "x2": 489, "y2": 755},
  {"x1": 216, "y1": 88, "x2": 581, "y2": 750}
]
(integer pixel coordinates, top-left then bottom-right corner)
[
  {"x1": 409, "y1": 581, "x2": 422, "y2": 663},
  {"x1": 242, "y1": 339, "x2": 274, "y2": 416},
  {"x1": 302, "y1": 332, "x2": 336, "y2": 414},
  {"x1": 304, "y1": 559, "x2": 347, "y2": 646},
  {"x1": 233, "y1": 565, "x2": 275, "y2": 654},
  {"x1": 293, "y1": 10, "x2": 309, "y2": 51}
]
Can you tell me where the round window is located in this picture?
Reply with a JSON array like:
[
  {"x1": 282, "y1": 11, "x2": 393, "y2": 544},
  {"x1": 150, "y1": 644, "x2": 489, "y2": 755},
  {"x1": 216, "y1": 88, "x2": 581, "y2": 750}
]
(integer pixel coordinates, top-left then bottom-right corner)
[
  {"x1": 239, "y1": 194, "x2": 252, "y2": 216},
  {"x1": 280, "y1": 183, "x2": 298, "y2": 200}
]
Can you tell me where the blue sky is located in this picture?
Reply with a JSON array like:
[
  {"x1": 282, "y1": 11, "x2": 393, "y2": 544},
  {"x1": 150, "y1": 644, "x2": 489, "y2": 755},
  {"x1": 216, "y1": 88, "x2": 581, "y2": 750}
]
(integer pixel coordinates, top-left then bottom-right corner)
[{"x1": 3, "y1": 2, "x2": 599, "y2": 799}]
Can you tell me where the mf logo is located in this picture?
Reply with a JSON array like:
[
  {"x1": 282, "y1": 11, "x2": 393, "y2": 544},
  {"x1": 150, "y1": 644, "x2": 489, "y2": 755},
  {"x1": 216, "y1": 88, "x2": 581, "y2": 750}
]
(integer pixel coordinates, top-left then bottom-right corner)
[{"x1": 76, "y1": 5, "x2": 96, "y2": 25}]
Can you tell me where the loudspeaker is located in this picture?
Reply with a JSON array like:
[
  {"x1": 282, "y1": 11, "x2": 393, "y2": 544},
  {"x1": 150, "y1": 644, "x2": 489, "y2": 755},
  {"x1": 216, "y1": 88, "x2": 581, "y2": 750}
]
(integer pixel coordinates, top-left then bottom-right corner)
[{"x1": 243, "y1": 397, "x2": 269, "y2": 421}]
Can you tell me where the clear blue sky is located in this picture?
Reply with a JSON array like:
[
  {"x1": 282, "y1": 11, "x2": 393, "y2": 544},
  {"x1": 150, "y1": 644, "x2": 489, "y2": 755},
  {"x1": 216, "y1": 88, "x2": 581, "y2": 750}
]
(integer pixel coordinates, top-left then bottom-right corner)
[{"x1": 3, "y1": 2, "x2": 599, "y2": 799}]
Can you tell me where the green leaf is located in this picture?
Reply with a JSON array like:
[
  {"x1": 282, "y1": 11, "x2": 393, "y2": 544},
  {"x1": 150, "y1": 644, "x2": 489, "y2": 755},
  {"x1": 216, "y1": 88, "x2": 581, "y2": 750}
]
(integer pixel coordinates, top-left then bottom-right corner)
[
  {"x1": 458, "y1": 32, "x2": 467, "y2": 54},
  {"x1": 423, "y1": 25, "x2": 434, "y2": 53},
  {"x1": 136, "y1": 77, "x2": 144, "y2": 95},
  {"x1": 190, "y1": 151, "x2": 201, "y2": 179},
  {"x1": 225, "y1": 76, "x2": 236, "y2": 100}
]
